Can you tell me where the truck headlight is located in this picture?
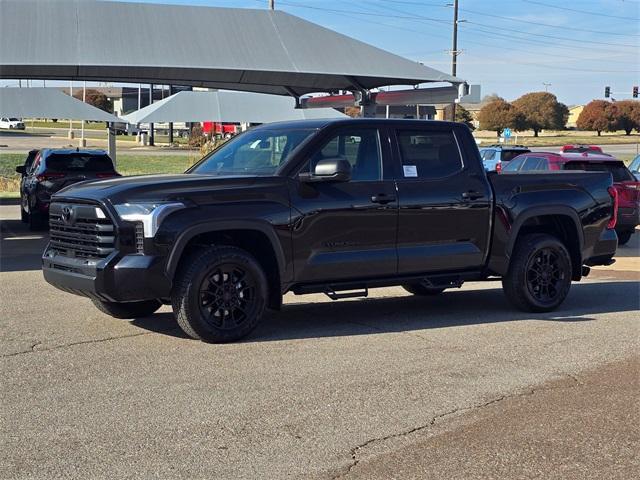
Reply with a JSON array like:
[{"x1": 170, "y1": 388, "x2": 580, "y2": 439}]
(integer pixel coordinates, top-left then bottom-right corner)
[{"x1": 114, "y1": 202, "x2": 185, "y2": 238}]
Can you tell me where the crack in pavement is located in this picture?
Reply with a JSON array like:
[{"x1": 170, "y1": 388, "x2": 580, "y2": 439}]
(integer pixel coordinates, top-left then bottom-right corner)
[
  {"x1": 332, "y1": 374, "x2": 585, "y2": 480},
  {"x1": 0, "y1": 327, "x2": 182, "y2": 358}
]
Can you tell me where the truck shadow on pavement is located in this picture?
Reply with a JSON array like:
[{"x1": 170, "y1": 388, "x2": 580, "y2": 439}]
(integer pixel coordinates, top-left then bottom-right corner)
[
  {"x1": 0, "y1": 219, "x2": 49, "y2": 272},
  {"x1": 131, "y1": 280, "x2": 640, "y2": 343}
]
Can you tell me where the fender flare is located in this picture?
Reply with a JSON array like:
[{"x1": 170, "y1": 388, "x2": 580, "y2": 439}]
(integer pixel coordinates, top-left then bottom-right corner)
[
  {"x1": 165, "y1": 220, "x2": 287, "y2": 281},
  {"x1": 507, "y1": 205, "x2": 584, "y2": 259}
]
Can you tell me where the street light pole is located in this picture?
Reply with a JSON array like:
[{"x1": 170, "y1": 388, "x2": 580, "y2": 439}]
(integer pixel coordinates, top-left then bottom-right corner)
[
  {"x1": 450, "y1": 0, "x2": 459, "y2": 122},
  {"x1": 543, "y1": 82, "x2": 552, "y2": 92}
]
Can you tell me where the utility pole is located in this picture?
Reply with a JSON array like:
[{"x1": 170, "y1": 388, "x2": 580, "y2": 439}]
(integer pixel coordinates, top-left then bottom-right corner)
[
  {"x1": 543, "y1": 82, "x2": 552, "y2": 92},
  {"x1": 450, "y1": 0, "x2": 459, "y2": 122},
  {"x1": 269, "y1": 0, "x2": 274, "y2": 10}
]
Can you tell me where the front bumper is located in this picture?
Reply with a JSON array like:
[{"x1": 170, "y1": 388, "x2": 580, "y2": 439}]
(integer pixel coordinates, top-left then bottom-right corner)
[{"x1": 42, "y1": 249, "x2": 171, "y2": 302}]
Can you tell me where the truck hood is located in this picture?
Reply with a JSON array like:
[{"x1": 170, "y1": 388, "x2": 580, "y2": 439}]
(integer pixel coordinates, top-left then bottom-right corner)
[{"x1": 52, "y1": 173, "x2": 286, "y2": 205}]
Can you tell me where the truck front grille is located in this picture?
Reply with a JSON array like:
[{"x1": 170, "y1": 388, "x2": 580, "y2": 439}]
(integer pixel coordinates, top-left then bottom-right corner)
[{"x1": 49, "y1": 202, "x2": 115, "y2": 259}]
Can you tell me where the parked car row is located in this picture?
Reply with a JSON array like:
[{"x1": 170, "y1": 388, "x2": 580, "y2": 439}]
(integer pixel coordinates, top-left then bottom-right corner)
[{"x1": 501, "y1": 151, "x2": 639, "y2": 245}]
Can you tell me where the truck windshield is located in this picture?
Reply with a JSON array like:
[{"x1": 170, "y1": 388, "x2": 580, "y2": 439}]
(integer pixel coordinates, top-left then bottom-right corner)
[{"x1": 189, "y1": 128, "x2": 315, "y2": 176}]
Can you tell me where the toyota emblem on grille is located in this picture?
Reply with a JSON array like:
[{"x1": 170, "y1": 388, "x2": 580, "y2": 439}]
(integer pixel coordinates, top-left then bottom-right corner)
[{"x1": 61, "y1": 206, "x2": 75, "y2": 225}]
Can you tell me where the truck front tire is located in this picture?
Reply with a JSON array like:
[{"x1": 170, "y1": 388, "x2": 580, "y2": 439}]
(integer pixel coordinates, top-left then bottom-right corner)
[
  {"x1": 92, "y1": 299, "x2": 162, "y2": 319},
  {"x1": 502, "y1": 233, "x2": 572, "y2": 313},
  {"x1": 171, "y1": 246, "x2": 268, "y2": 343}
]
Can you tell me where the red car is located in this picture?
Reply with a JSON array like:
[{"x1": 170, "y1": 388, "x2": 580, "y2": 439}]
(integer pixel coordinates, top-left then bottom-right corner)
[
  {"x1": 560, "y1": 144, "x2": 604, "y2": 154},
  {"x1": 503, "y1": 151, "x2": 640, "y2": 245}
]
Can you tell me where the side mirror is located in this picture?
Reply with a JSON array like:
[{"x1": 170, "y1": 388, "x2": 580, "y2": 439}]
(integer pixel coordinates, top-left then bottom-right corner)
[
  {"x1": 15, "y1": 165, "x2": 26, "y2": 174},
  {"x1": 299, "y1": 157, "x2": 352, "y2": 183}
]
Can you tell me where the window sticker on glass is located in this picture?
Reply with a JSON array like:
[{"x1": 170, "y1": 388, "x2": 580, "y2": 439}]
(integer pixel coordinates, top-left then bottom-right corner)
[{"x1": 403, "y1": 165, "x2": 418, "y2": 177}]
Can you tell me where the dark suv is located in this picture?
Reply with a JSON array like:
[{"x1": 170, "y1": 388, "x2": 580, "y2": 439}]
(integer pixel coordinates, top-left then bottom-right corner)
[
  {"x1": 17, "y1": 148, "x2": 120, "y2": 229},
  {"x1": 43, "y1": 119, "x2": 617, "y2": 343}
]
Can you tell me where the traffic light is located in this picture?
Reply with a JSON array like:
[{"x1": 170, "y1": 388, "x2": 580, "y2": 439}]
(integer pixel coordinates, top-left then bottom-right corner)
[
  {"x1": 604, "y1": 86, "x2": 610, "y2": 98},
  {"x1": 634, "y1": 86, "x2": 638, "y2": 98}
]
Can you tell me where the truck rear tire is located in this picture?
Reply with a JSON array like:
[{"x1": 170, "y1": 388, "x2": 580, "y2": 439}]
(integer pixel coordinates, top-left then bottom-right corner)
[
  {"x1": 502, "y1": 233, "x2": 572, "y2": 313},
  {"x1": 171, "y1": 246, "x2": 268, "y2": 343},
  {"x1": 402, "y1": 284, "x2": 445, "y2": 296},
  {"x1": 92, "y1": 299, "x2": 162, "y2": 319}
]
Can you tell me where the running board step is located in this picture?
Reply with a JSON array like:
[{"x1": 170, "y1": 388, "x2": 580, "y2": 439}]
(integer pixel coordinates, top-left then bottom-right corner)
[
  {"x1": 420, "y1": 278, "x2": 464, "y2": 289},
  {"x1": 324, "y1": 287, "x2": 369, "y2": 301}
]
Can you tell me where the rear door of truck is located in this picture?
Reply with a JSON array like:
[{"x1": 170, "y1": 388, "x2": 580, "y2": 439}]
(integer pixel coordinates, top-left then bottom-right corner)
[{"x1": 391, "y1": 124, "x2": 492, "y2": 274}]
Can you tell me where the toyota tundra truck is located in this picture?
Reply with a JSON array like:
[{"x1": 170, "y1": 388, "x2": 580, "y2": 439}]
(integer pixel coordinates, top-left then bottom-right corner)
[{"x1": 42, "y1": 119, "x2": 618, "y2": 342}]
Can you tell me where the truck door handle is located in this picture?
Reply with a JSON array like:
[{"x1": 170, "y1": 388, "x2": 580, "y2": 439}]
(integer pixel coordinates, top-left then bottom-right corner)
[
  {"x1": 461, "y1": 191, "x2": 484, "y2": 200},
  {"x1": 371, "y1": 194, "x2": 396, "y2": 204}
]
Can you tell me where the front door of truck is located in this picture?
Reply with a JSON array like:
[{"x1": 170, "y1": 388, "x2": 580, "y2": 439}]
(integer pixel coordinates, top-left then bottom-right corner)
[{"x1": 289, "y1": 126, "x2": 398, "y2": 284}]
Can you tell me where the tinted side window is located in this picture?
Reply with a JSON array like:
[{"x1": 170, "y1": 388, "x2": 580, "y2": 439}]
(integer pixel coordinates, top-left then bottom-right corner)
[
  {"x1": 481, "y1": 149, "x2": 496, "y2": 160},
  {"x1": 521, "y1": 157, "x2": 544, "y2": 171},
  {"x1": 396, "y1": 130, "x2": 462, "y2": 179},
  {"x1": 502, "y1": 156, "x2": 525, "y2": 172},
  {"x1": 309, "y1": 128, "x2": 382, "y2": 181},
  {"x1": 501, "y1": 150, "x2": 530, "y2": 162}
]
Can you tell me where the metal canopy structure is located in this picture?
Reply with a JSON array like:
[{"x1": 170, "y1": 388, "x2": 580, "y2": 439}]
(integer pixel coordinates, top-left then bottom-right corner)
[
  {"x1": 0, "y1": 88, "x2": 122, "y2": 122},
  {"x1": 0, "y1": 0, "x2": 463, "y2": 97},
  {"x1": 121, "y1": 91, "x2": 346, "y2": 124}
]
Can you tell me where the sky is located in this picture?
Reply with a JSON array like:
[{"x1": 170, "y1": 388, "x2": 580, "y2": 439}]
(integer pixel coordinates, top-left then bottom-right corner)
[{"x1": 5, "y1": 0, "x2": 639, "y2": 105}]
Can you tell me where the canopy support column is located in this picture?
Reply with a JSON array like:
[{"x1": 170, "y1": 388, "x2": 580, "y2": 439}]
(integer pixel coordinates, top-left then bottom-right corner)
[
  {"x1": 108, "y1": 123, "x2": 117, "y2": 166},
  {"x1": 345, "y1": 76, "x2": 377, "y2": 118},
  {"x1": 284, "y1": 86, "x2": 301, "y2": 109}
]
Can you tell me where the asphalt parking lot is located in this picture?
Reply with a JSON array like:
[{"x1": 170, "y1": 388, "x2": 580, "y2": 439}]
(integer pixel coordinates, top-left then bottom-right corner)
[{"x1": 1, "y1": 203, "x2": 638, "y2": 479}]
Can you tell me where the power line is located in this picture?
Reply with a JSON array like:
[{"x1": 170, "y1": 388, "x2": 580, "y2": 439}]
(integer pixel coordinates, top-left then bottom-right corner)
[
  {"x1": 264, "y1": 0, "x2": 637, "y2": 70},
  {"x1": 521, "y1": 0, "x2": 640, "y2": 21},
  {"x1": 261, "y1": 0, "x2": 450, "y2": 24},
  {"x1": 464, "y1": 20, "x2": 638, "y2": 48},
  {"x1": 365, "y1": 0, "x2": 639, "y2": 49},
  {"x1": 456, "y1": 5, "x2": 639, "y2": 37}
]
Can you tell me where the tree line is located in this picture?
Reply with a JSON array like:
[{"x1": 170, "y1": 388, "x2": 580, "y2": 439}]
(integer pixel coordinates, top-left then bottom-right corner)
[
  {"x1": 477, "y1": 92, "x2": 640, "y2": 137},
  {"x1": 576, "y1": 100, "x2": 640, "y2": 136}
]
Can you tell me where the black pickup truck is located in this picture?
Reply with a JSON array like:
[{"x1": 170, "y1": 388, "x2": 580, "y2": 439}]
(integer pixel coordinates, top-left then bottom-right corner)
[{"x1": 42, "y1": 119, "x2": 618, "y2": 342}]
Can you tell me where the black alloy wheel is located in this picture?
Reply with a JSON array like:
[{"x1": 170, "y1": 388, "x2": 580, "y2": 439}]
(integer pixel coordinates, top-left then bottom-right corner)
[
  {"x1": 525, "y1": 247, "x2": 565, "y2": 305},
  {"x1": 199, "y1": 264, "x2": 258, "y2": 330},
  {"x1": 172, "y1": 246, "x2": 268, "y2": 343},
  {"x1": 502, "y1": 233, "x2": 572, "y2": 312}
]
